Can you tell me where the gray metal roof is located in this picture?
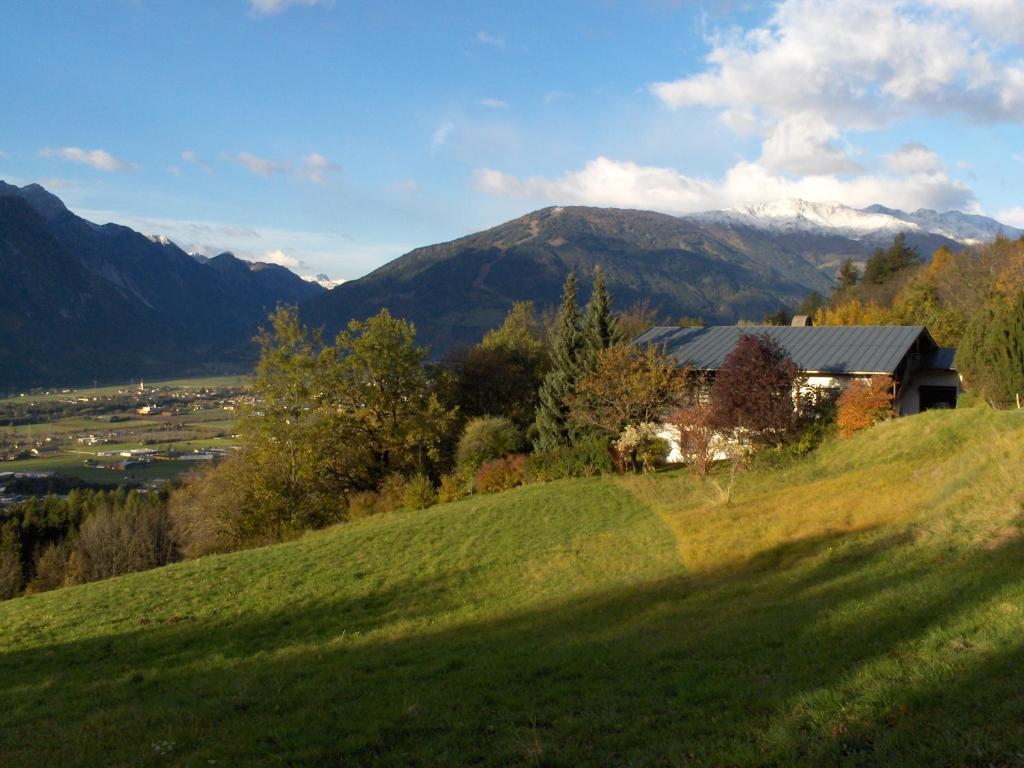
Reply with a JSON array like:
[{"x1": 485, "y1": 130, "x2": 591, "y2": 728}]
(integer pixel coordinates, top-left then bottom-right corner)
[{"x1": 635, "y1": 325, "x2": 942, "y2": 375}]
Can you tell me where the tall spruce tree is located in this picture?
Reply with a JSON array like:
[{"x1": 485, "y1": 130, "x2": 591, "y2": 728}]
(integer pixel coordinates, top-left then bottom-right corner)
[
  {"x1": 579, "y1": 266, "x2": 623, "y2": 375},
  {"x1": 534, "y1": 273, "x2": 584, "y2": 450}
]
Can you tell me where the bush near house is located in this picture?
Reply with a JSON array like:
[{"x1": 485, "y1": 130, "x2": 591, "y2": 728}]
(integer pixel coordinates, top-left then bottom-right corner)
[{"x1": 836, "y1": 376, "x2": 894, "y2": 438}]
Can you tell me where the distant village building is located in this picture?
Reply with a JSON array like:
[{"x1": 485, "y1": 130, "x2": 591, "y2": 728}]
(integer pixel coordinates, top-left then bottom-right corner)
[{"x1": 636, "y1": 322, "x2": 959, "y2": 415}]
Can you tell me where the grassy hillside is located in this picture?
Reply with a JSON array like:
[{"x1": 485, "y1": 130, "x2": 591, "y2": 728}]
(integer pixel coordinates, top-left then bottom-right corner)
[{"x1": 2, "y1": 408, "x2": 1024, "y2": 766}]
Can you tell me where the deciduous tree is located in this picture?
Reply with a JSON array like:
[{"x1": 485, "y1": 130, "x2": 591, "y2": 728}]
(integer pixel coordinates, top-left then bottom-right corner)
[{"x1": 711, "y1": 332, "x2": 804, "y2": 446}]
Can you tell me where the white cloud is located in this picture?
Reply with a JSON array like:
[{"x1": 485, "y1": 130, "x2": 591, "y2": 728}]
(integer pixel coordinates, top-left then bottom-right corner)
[
  {"x1": 38, "y1": 146, "x2": 137, "y2": 172},
  {"x1": 996, "y1": 206, "x2": 1024, "y2": 228},
  {"x1": 651, "y1": 0, "x2": 1024, "y2": 126},
  {"x1": 478, "y1": 98, "x2": 509, "y2": 109},
  {"x1": 38, "y1": 177, "x2": 72, "y2": 190},
  {"x1": 233, "y1": 151, "x2": 285, "y2": 176},
  {"x1": 298, "y1": 153, "x2": 341, "y2": 183},
  {"x1": 544, "y1": 90, "x2": 573, "y2": 104},
  {"x1": 431, "y1": 122, "x2": 454, "y2": 153},
  {"x1": 396, "y1": 179, "x2": 419, "y2": 192},
  {"x1": 0, "y1": 149, "x2": 7, "y2": 158},
  {"x1": 166, "y1": 165, "x2": 182, "y2": 177},
  {"x1": 758, "y1": 112, "x2": 859, "y2": 175},
  {"x1": 475, "y1": 154, "x2": 977, "y2": 216},
  {"x1": 476, "y1": 31, "x2": 505, "y2": 49},
  {"x1": 247, "y1": 0, "x2": 329, "y2": 16},
  {"x1": 883, "y1": 143, "x2": 943, "y2": 173},
  {"x1": 259, "y1": 249, "x2": 302, "y2": 269},
  {"x1": 181, "y1": 149, "x2": 213, "y2": 174}
]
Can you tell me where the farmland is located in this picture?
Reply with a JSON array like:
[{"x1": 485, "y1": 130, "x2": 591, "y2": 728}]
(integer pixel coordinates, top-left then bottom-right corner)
[{"x1": 0, "y1": 376, "x2": 246, "y2": 491}]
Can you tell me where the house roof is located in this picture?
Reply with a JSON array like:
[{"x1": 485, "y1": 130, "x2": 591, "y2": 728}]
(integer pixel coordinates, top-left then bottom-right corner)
[{"x1": 634, "y1": 325, "x2": 951, "y2": 375}]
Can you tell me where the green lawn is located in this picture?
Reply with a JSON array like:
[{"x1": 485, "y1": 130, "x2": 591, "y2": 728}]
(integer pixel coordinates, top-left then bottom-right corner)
[{"x1": 1, "y1": 408, "x2": 1023, "y2": 766}]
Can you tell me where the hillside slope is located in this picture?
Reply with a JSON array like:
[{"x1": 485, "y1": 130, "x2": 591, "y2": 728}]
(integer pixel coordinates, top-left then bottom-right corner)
[{"x1": 3, "y1": 408, "x2": 1024, "y2": 766}]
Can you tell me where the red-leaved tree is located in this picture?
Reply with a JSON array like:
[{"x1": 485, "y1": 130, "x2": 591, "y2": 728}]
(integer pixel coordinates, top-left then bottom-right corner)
[{"x1": 711, "y1": 332, "x2": 804, "y2": 446}]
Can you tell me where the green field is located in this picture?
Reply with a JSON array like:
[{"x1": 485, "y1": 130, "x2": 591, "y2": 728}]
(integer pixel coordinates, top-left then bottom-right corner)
[
  {"x1": 2, "y1": 407, "x2": 1023, "y2": 766},
  {"x1": 0, "y1": 375, "x2": 250, "y2": 405}
]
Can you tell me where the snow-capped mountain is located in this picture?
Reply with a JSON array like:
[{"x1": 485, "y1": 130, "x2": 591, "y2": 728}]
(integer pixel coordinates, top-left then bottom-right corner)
[
  {"x1": 303, "y1": 273, "x2": 346, "y2": 289},
  {"x1": 688, "y1": 199, "x2": 1022, "y2": 244}
]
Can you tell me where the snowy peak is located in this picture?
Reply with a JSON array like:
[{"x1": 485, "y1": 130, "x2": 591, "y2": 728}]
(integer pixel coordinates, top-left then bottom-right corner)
[
  {"x1": 688, "y1": 199, "x2": 1022, "y2": 244},
  {"x1": 303, "y1": 273, "x2": 345, "y2": 289}
]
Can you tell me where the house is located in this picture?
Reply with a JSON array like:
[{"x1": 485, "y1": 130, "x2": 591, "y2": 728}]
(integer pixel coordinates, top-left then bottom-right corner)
[{"x1": 635, "y1": 322, "x2": 959, "y2": 415}]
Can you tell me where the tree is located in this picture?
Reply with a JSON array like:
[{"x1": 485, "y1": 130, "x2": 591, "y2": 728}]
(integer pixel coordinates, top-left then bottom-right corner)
[
  {"x1": 956, "y1": 293, "x2": 1024, "y2": 408},
  {"x1": 711, "y1": 333, "x2": 804, "y2": 446},
  {"x1": 237, "y1": 306, "x2": 340, "y2": 539},
  {"x1": 535, "y1": 274, "x2": 584, "y2": 450},
  {"x1": 616, "y1": 299, "x2": 662, "y2": 340},
  {"x1": 0, "y1": 523, "x2": 22, "y2": 600},
  {"x1": 578, "y1": 267, "x2": 622, "y2": 374},
  {"x1": 798, "y1": 291, "x2": 826, "y2": 317},
  {"x1": 762, "y1": 308, "x2": 792, "y2": 326},
  {"x1": 567, "y1": 344, "x2": 686, "y2": 435},
  {"x1": 836, "y1": 376, "x2": 894, "y2": 437},
  {"x1": 862, "y1": 232, "x2": 922, "y2": 285},
  {"x1": 837, "y1": 258, "x2": 860, "y2": 289},
  {"x1": 444, "y1": 302, "x2": 549, "y2": 430},
  {"x1": 321, "y1": 309, "x2": 457, "y2": 482},
  {"x1": 668, "y1": 381, "x2": 718, "y2": 477}
]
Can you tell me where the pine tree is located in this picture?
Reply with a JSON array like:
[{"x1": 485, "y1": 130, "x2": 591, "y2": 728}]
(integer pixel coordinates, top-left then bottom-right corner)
[
  {"x1": 534, "y1": 273, "x2": 584, "y2": 450},
  {"x1": 579, "y1": 266, "x2": 622, "y2": 375},
  {"x1": 837, "y1": 258, "x2": 860, "y2": 289}
]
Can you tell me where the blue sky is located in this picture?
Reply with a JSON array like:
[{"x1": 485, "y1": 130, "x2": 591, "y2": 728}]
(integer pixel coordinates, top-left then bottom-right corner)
[{"x1": 2, "y1": 0, "x2": 1023, "y2": 280}]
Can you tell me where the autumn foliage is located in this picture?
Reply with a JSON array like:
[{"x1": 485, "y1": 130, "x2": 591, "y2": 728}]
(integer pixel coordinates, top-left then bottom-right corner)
[{"x1": 836, "y1": 376, "x2": 894, "y2": 438}]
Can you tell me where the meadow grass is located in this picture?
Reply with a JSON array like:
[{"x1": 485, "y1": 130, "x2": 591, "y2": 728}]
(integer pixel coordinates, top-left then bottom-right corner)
[{"x1": 1, "y1": 408, "x2": 1023, "y2": 766}]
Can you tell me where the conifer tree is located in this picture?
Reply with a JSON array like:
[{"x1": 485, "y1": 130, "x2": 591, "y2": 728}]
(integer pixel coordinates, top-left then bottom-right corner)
[
  {"x1": 837, "y1": 258, "x2": 860, "y2": 289},
  {"x1": 534, "y1": 273, "x2": 584, "y2": 450},
  {"x1": 579, "y1": 266, "x2": 623, "y2": 375}
]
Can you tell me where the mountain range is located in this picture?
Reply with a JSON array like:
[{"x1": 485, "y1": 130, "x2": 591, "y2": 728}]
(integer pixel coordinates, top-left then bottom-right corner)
[
  {"x1": 0, "y1": 181, "x2": 323, "y2": 389},
  {"x1": 1, "y1": 181, "x2": 1018, "y2": 389},
  {"x1": 304, "y1": 200, "x2": 1018, "y2": 353}
]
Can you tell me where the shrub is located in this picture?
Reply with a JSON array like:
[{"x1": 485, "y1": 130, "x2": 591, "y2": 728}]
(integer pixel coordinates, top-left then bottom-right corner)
[
  {"x1": 346, "y1": 491, "x2": 381, "y2": 521},
  {"x1": 525, "y1": 434, "x2": 614, "y2": 482},
  {"x1": 403, "y1": 474, "x2": 438, "y2": 510},
  {"x1": 456, "y1": 417, "x2": 524, "y2": 475},
  {"x1": 376, "y1": 474, "x2": 408, "y2": 513},
  {"x1": 437, "y1": 472, "x2": 471, "y2": 503},
  {"x1": 613, "y1": 422, "x2": 669, "y2": 473},
  {"x1": 474, "y1": 454, "x2": 528, "y2": 494},
  {"x1": 837, "y1": 376, "x2": 894, "y2": 438},
  {"x1": 668, "y1": 404, "x2": 718, "y2": 476}
]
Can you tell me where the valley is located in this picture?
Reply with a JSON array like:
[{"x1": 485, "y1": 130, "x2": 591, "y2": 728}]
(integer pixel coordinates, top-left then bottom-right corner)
[{"x1": 0, "y1": 376, "x2": 244, "y2": 496}]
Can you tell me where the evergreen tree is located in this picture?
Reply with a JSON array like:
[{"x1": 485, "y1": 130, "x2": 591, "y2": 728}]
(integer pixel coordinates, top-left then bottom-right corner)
[
  {"x1": 534, "y1": 273, "x2": 584, "y2": 450},
  {"x1": 956, "y1": 292, "x2": 1024, "y2": 407},
  {"x1": 579, "y1": 266, "x2": 622, "y2": 374},
  {"x1": 837, "y1": 258, "x2": 860, "y2": 289},
  {"x1": 862, "y1": 232, "x2": 922, "y2": 285}
]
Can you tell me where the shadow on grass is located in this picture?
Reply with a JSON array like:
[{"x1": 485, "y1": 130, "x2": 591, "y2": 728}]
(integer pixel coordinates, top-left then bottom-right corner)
[{"x1": 2, "y1": 530, "x2": 1023, "y2": 767}]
